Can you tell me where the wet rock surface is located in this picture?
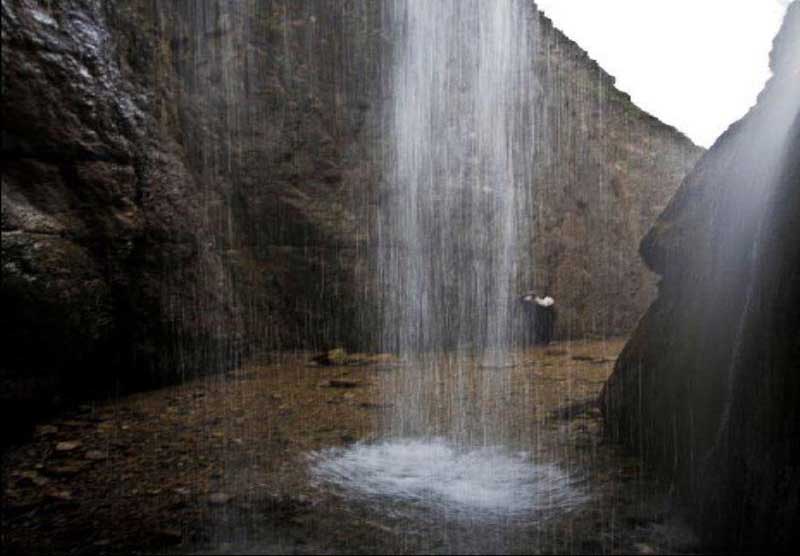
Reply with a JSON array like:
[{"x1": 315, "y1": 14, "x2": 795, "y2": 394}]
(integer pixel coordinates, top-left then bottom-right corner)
[
  {"x1": 1, "y1": 0, "x2": 242, "y2": 443},
  {"x1": 602, "y1": 4, "x2": 800, "y2": 551},
  {"x1": 2, "y1": 340, "x2": 700, "y2": 554}
]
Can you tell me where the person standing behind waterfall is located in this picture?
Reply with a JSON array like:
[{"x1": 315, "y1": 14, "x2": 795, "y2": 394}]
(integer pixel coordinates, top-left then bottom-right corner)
[{"x1": 521, "y1": 292, "x2": 556, "y2": 345}]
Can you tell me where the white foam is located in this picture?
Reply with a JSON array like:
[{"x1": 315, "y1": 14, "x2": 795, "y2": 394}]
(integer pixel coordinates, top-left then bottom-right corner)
[{"x1": 310, "y1": 439, "x2": 586, "y2": 520}]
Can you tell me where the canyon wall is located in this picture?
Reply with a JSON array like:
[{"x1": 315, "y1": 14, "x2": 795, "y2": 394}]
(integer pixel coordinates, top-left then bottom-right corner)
[
  {"x1": 1, "y1": 0, "x2": 700, "y2": 441},
  {"x1": 2, "y1": 0, "x2": 239, "y2": 438},
  {"x1": 530, "y1": 12, "x2": 702, "y2": 337},
  {"x1": 602, "y1": 3, "x2": 800, "y2": 550},
  {"x1": 1, "y1": 0, "x2": 384, "y2": 442}
]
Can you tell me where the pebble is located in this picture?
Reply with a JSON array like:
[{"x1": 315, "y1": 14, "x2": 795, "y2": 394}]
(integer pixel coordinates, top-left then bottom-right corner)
[
  {"x1": 154, "y1": 528, "x2": 182, "y2": 545},
  {"x1": 45, "y1": 489, "x2": 73, "y2": 501},
  {"x1": 61, "y1": 420, "x2": 88, "y2": 428},
  {"x1": 329, "y1": 379, "x2": 361, "y2": 388},
  {"x1": 15, "y1": 470, "x2": 50, "y2": 487},
  {"x1": 84, "y1": 450, "x2": 106, "y2": 461},
  {"x1": 359, "y1": 401, "x2": 391, "y2": 410},
  {"x1": 55, "y1": 441, "x2": 81, "y2": 452},
  {"x1": 46, "y1": 462, "x2": 86, "y2": 477},
  {"x1": 208, "y1": 492, "x2": 232, "y2": 506}
]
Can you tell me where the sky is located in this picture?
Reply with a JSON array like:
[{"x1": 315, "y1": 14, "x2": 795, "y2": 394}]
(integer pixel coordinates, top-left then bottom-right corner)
[{"x1": 535, "y1": 0, "x2": 790, "y2": 147}]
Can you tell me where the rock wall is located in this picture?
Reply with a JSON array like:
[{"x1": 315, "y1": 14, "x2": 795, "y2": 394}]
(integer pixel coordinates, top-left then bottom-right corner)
[
  {"x1": 530, "y1": 12, "x2": 702, "y2": 337},
  {"x1": 602, "y1": 3, "x2": 800, "y2": 550},
  {"x1": 1, "y1": 0, "x2": 241, "y2": 443},
  {"x1": 1, "y1": 0, "x2": 386, "y2": 436},
  {"x1": 143, "y1": 0, "x2": 384, "y2": 352},
  {"x1": 1, "y1": 0, "x2": 700, "y2": 441}
]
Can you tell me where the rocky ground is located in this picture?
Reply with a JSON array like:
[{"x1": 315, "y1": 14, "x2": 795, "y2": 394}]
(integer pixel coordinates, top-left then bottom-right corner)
[{"x1": 2, "y1": 339, "x2": 699, "y2": 554}]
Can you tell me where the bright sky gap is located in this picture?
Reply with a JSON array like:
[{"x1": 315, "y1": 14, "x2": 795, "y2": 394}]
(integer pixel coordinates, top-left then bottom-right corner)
[{"x1": 536, "y1": 0, "x2": 789, "y2": 147}]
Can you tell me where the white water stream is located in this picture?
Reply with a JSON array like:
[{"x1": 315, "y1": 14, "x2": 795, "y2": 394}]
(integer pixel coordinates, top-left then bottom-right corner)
[{"x1": 311, "y1": 438, "x2": 585, "y2": 520}]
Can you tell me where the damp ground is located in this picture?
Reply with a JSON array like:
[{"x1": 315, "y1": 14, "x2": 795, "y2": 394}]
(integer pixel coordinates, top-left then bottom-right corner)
[{"x1": 2, "y1": 339, "x2": 699, "y2": 554}]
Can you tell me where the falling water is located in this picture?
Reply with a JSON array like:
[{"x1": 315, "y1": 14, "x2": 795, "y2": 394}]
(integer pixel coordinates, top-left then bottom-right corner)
[
  {"x1": 309, "y1": 2, "x2": 586, "y2": 525},
  {"x1": 377, "y1": 0, "x2": 537, "y2": 443},
  {"x1": 311, "y1": 439, "x2": 586, "y2": 521}
]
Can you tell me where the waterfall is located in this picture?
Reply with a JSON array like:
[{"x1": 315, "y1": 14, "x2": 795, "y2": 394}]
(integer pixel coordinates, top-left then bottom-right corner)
[
  {"x1": 313, "y1": 4, "x2": 587, "y2": 523},
  {"x1": 378, "y1": 0, "x2": 537, "y2": 443}
]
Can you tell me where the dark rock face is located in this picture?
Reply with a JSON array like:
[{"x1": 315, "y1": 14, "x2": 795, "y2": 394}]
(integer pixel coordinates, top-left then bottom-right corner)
[
  {"x1": 1, "y1": 0, "x2": 240, "y2": 440},
  {"x1": 152, "y1": 0, "x2": 385, "y2": 352},
  {"x1": 1, "y1": 0, "x2": 699, "y2": 440},
  {"x1": 1, "y1": 0, "x2": 387, "y2": 442},
  {"x1": 602, "y1": 3, "x2": 800, "y2": 550}
]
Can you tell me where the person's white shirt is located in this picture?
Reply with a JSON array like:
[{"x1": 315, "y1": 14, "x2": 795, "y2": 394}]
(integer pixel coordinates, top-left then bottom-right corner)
[{"x1": 534, "y1": 296, "x2": 554, "y2": 307}]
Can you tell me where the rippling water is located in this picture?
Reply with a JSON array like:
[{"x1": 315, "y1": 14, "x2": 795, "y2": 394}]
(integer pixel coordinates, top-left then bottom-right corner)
[{"x1": 310, "y1": 439, "x2": 586, "y2": 521}]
